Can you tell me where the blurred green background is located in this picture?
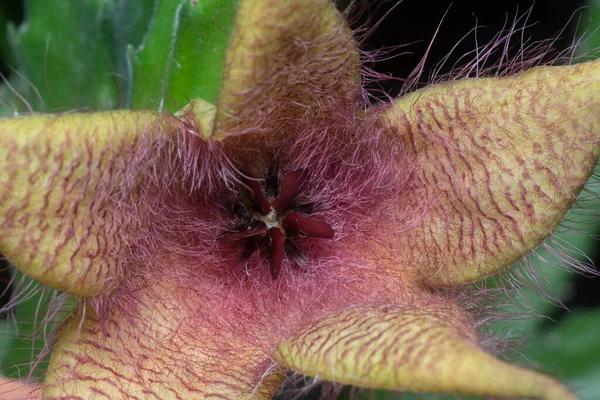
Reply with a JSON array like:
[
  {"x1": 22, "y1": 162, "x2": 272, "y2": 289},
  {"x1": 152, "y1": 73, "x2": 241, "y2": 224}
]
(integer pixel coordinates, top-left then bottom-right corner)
[{"x1": 0, "y1": 0, "x2": 599, "y2": 399}]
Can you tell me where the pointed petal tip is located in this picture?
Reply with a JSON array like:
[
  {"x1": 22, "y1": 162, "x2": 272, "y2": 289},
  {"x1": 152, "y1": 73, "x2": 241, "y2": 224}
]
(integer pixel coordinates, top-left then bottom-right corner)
[
  {"x1": 0, "y1": 111, "x2": 168, "y2": 296},
  {"x1": 379, "y1": 58, "x2": 600, "y2": 285},
  {"x1": 214, "y1": 0, "x2": 360, "y2": 139},
  {"x1": 273, "y1": 304, "x2": 577, "y2": 400}
]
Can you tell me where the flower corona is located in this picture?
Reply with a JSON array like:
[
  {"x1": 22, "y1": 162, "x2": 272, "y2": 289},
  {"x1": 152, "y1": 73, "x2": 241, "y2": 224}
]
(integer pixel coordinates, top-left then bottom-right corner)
[{"x1": 220, "y1": 169, "x2": 334, "y2": 279}]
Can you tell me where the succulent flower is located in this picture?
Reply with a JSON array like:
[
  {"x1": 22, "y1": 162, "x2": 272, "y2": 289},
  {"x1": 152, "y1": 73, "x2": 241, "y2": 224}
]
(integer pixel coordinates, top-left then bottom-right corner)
[{"x1": 1, "y1": 0, "x2": 599, "y2": 399}]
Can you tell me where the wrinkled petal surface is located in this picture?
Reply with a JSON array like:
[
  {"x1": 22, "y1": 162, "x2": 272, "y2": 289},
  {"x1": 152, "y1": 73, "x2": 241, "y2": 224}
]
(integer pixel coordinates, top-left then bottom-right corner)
[
  {"x1": 213, "y1": 0, "x2": 360, "y2": 140},
  {"x1": 274, "y1": 302, "x2": 575, "y2": 400},
  {"x1": 44, "y1": 283, "x2": 283, "y2": 399},
  {"x1": 0, "y1": 112, "x2": 175, "y2": 296},
  {"x1": 380, "y1": 60, "x2": 600, "y2": 285}
]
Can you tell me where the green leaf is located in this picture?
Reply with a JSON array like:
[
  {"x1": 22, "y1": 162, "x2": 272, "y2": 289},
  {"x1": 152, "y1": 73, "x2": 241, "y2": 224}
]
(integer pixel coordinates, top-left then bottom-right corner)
[
  {"x1": 0, "y1": 272, "x2": 74, "y2": 379},
  {"x1": 577, "y1": 2, "x2": 600, "y2": 59},
  {"x1": 128, "y1": 0, "x2": 238, "y2": 111},
  {"x1": 6, "y1": 1, "x2": 117, "y2": 111},
  {"x1": 2, "y1": 0, "x2": 156, "y2": 114},
  {"x1": 0, "y1": 75, "x2": 31, "y2": 117},
  {"x1": 0, "y1": 4, "x2": 15, "y2": 71},
  {"x1": 108, "y1": 0, "x2": 157, "y2": 92},
  {"x1": 522, "y1": 308, "x2": 600, "y2": 400}
]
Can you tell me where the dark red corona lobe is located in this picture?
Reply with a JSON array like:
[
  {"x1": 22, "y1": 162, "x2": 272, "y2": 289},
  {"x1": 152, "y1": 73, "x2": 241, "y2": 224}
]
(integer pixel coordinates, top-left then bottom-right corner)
[
  {"x1": 222, "y1": 170, "x2": 334, "y2": 279},
  {"x1": 282, "y1": 212, "x2": 335, "y2": 238}
]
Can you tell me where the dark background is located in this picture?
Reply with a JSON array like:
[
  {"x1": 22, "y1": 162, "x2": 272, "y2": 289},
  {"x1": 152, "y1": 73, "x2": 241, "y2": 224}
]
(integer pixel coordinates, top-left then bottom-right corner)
[{"x1": 350, "y1": 0, "x2": 589, "y2": 94}]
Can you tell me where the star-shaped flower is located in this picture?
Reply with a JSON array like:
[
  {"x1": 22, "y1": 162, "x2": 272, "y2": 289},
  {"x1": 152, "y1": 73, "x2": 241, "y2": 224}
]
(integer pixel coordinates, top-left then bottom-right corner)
[{"x1": 1, "y1": 0, "x2": 599, "y2": 399}]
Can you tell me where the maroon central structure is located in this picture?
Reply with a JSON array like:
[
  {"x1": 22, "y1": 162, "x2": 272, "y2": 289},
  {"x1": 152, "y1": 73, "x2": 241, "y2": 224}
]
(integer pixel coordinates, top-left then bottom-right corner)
[{"x1": 222, "y1": 170, "x2": 334, "y2": 279}]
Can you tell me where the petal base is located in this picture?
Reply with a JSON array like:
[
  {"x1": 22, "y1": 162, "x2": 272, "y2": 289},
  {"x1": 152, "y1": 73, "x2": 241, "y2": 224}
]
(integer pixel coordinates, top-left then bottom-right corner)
[{"x1": 44, "y1": 284, "x2": 284, "y2": 399}]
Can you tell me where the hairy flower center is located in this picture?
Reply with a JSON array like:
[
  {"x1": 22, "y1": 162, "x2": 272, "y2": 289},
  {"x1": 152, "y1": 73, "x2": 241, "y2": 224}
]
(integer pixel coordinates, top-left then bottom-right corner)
[{"x1": 221, "y1": 170, "x2": 334, "y2": 280}]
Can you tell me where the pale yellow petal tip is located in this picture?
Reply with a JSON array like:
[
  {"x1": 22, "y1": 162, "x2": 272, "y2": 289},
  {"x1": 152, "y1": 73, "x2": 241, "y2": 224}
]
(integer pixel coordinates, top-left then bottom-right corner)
[
  {"x1": 519, "y1": 58, "x2": 600, "y2": 109},
  {"x1": 274, "y1": 306, "x2": 578, "y2": 399},
  {"x1": 448, "y1": 343, "x2": 579, "y2": 400},
  {"x1": 380, "y1": 57, "x2": 600, "y2": 286},
  {"x1": 215, "y1": 0, "x2": 360, "y2": 135},
  {"x1": 537, "y1": 379, "x2": 579, "y2": 400},
  {"x1": 0, "y1": 111, "x2": 166, "y2": 297}
]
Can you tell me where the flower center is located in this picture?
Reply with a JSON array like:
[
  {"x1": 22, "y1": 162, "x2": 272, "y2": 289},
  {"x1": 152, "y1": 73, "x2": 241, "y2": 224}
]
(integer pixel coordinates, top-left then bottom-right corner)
[
  {"x1": 221, "y1": 169, "x2": 334, "y2": 280},
  {"x1": 254, "y1": 208, "x2": 280, "y2": 230}
]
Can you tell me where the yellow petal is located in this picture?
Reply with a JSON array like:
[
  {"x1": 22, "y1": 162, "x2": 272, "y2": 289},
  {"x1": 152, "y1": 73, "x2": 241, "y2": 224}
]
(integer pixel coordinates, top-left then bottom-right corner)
[
  {"x1": 44, "y1": 283, "x2": 283, "y2": 399},
  {"x1": 274, "y1": 303, "x2": 575, "y2": 400},
  {"x1": 380, "y1": 60, "x2": 600, "y2": 285},
  {"x1": 213, "y1": 0, "x2": 360, "y2": 140},
  {"x1": 0, "y1": 111, "x2": 173, "y2": 297}
]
